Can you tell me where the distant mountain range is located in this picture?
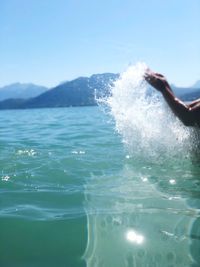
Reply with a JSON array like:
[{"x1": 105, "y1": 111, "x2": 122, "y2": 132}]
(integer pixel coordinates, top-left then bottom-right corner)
[
  {"x1": 192, "y1": 80, "x2": 200, "y2": 89},
  {"x1": 0, "y1": 83, "x2": 48, "y2": 101},
  {"x1": 0, "y1": 73, "x2": 199, "y2": 110},
  {"x1": 171, "y1": 85, "x2": 200, "y2": 101},
  {"x1": 0, "y1": 73, "x2": 118, "y2": 110}
]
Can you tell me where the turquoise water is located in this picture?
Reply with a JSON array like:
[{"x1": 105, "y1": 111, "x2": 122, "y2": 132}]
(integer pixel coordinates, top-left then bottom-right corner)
[
  {"x1": 0, "y1": 106, "x2": 200, "y2": 267},
  {"x1": 0, "y1": 106, "x2": 124, "y2": 267},
  {"x1": 1, "y1": 64, "x2": 200, "y2": 267}
]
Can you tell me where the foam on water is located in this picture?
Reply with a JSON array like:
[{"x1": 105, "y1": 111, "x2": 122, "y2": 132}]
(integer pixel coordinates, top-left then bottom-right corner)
[{"x1": 107, "y1": 62, "x2": 193, "y2": 160}]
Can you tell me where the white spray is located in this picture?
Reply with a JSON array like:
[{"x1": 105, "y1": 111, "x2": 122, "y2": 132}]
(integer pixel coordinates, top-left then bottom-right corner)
[{"x1": 106, "y1": 62, "x2": 193, "y2": 160}]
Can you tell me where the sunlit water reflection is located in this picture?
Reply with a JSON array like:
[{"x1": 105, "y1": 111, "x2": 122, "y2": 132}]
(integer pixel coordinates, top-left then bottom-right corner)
[{"x1": 84, "y1": 160, "x2": 200, "y2": 267}]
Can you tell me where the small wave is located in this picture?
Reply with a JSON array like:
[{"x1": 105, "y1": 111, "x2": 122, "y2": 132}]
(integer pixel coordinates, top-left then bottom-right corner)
[{"x1": 0, "y1": 205, "x2": 86, "y2": 221}]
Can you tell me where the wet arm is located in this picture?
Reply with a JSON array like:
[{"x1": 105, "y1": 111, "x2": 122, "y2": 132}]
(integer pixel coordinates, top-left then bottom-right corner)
[
  {"x1": 188, "y1": 99, "x2": 200, "y2": 109},
  {"x1": 144, "y1": 69, "x2": 196, "y2": 126},
  {"x1": 161, "y1": 85, "x2": 195, "y2": 126}
]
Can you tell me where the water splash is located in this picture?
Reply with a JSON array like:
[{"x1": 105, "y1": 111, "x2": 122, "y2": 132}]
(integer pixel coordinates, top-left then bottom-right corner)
[
  {"x1": 106, "y1": 62, "x2": 193, "y2": 160},
  {"x1": 84, "y1": 63, "x2": 199, "y2": 267}
]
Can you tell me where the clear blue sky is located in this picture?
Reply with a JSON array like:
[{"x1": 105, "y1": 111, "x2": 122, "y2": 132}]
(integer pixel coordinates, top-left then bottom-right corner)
[{"x1": 0, "y1": 0, "x2": 200, "y2": 88}]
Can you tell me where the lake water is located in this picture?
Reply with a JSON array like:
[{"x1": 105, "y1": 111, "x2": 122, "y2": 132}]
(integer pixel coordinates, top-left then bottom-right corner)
[{"x1": 1, "y1": 64, "x2": 200, "y2": 267}]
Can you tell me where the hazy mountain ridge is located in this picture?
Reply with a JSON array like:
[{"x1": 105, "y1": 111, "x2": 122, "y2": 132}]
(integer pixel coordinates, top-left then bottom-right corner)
[
  {"x1": 171, "y1": 85, "x2": 200, "y2": 101},
  {"x1": 0, "y1": 73, "x2": 118, "y2": 110},
  {"x1": 192, "y1": 80, "x2": 200, "y2": 89},
  {"x1": 0, "y1": 83, "x2": 48, "y2": 101},
  {"x1": 0, "y1": 74, "x2": 199, "y2": 110}
]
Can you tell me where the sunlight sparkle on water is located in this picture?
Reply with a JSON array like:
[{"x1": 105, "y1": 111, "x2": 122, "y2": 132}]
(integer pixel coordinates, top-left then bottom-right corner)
[
  {"x1": 141, "y1": 176, "x2": 148, "y2": 182},
  {"x1": 126, "y1": 230, "x2": 145, "y2": 245},
  {"x1": 1, "y1": 175, "x2": 10, "y2": 182},
  {"x1": 169, "y1": 179, "x2": 176, "y2": 185}
]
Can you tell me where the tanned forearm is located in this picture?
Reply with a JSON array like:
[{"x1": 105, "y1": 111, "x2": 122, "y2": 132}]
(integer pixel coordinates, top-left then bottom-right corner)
[
  {"x1": 161, "y1": 85, "x2": 195, "y2": 126},
  {"x1": 144, "y1": 69, "x2": 197, "y2": 126},
  {"x1": 188, "y1": 99, "x2": 200, "y2": 109}
]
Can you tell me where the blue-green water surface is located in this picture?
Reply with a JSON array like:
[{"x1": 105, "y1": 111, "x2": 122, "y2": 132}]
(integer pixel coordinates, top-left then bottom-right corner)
[{"x1": 0, "y1": 106, "x2": 200, "y2": 267}]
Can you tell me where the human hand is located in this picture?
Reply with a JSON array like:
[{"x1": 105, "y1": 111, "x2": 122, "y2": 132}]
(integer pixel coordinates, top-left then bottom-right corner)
[{"x1": 144, "y1": 69, "x2": 169, "y2": 92}]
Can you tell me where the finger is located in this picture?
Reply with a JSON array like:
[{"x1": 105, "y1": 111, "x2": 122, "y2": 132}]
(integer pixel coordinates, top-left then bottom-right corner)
[
  {"x1": 144, "y1": 70, "x2": 153, "y2": 78},
  {"x1": 143, "y1": 73, "x2": 150, "y2": 79},
  {"x1": 144, "y1": 69, "x2": 152, "y2": 75},
  {"x1": 144, "y1": 76, "x2": 153, "y2": 83},
  {"x1": 155, "y1": 73, "x2": 164, "y2": 78}
]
